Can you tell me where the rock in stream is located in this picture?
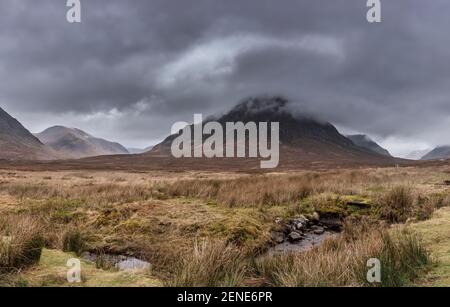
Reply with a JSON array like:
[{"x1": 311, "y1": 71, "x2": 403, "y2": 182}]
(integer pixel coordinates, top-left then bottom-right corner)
[{"x1": 268, "y1": 213, "x2": 342, "y2": 254}]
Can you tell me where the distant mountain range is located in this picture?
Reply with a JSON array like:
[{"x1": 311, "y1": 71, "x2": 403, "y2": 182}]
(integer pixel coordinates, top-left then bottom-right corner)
[
  {"x1": 35, "y1": 126, "x2": 129, "y2": 159},
  {"x1": 0, "y1": 107, "x2": 59, "y2": 160},
  {"x1": 346, "y1": 134, "x2": 391, "y2": 157},
  {"x1": 127, "y1": 146, "x2": 154, "y2": 154},
  {"x1": 402, "y1": 146, "x2": 450, "y2": 161},
  {"x1": 404, "y1": 149, "x2": 431, "y2": 160},
  {"x1": 5, "y1": 97, "x2": 445, "y2": 167}
]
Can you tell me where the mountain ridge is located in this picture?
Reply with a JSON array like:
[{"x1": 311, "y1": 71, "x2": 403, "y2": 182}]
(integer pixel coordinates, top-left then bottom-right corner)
[
  {"x1": 149, "y1": 96, "x2": 397, "y2": 166},
  {"x1": 346, "y1": 134, "x2": 391, "y2": 157},
  {"x1": 0, "y1": 107, "x2": 59, "y2": 160},
  {"x1": 421, "y1": 145, "x2": 450, "y2": 161},
  {"x1": 35, "y1": 126, "x2": 129, "y2": 159}
]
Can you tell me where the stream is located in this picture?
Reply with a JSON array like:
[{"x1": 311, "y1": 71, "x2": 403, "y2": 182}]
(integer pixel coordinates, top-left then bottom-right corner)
[
  {"x1": 81, "y1": 252, "x2": 152, "y2": 271},
  {"x1": 267, "y1": 214, "x2": 342, "y2": 254}
]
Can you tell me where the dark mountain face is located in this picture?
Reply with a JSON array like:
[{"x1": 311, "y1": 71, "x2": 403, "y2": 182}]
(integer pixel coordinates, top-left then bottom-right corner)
[
  {"x1": 0, "y1": 107, "x2": 57, "y2": 160},
  {"x1": 154, "y1": 97, "x2": 354, "y2": 148},
  {"x1": 346, "y1": 134, "x2": 391, "y2": 157},
  {"x1": 150, "y1": 96, "x2": 396, "y2": 165},
  {"x1": 421, "y1": 146, "x2": 450, "y2": 161},
  {"x1": 35, "y1": 126, "x2": 129, "y2": 159},
  {"x1": 214, "y1": 97, "x2": 354, "y2": 147}
]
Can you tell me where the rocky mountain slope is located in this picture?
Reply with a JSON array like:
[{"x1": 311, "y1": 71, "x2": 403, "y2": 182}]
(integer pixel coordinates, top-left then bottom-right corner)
[
  {"x1": 149, "y1": 97, "x2": 397, "y2": 166},
  {"x1": 346, "y1": 134, "x2": 391, "y2": 157},
  {"x1": 421, "y1": 146, "x2": 450, "y2": 161},
  {"x1": 0, "y1": 107, "x2": 59, "y2": 160}
]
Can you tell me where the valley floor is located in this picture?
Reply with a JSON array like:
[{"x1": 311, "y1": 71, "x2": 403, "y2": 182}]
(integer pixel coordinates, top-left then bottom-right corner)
[{"x1": 0, "y1": 165, "x2": 449, "y2": 287}]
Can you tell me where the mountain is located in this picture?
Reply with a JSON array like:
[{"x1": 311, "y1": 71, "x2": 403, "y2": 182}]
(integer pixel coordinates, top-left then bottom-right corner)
[
  {"x1": 405, "y1": 149, "x2": 431, "y2": 160},
  {"x1": 0, "y1": 107, "x2": 58, "y2": 160},
  {"x1": 127, "y1": 146, "x2": 154, "y2": 154},
  {"x1": 35, "y1": 126, "x2": 129, "y2": 159},
  {"x1": 421, "y1": 146, "x2": 450, "y2": 161},
  {"x1": 346, "y1": 134, "x2": 391, "y2": 157},
  {"x1": 149, "y1": 97, "x2": 397, "y2": 167}
]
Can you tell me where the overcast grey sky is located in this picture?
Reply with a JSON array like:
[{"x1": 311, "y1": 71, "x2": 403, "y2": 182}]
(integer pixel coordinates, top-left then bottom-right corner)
[{"x1": 1, "y1": 0, "x2": 449, "y2": 156}]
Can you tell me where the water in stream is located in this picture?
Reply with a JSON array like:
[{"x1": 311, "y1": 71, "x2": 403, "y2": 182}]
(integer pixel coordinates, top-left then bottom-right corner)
[
  {"x1": 81, "y1": 252, "x2": 151, "y2": 271},
  {"x1": 268, "y1": 231, "x2": 338, "y2": 254}
]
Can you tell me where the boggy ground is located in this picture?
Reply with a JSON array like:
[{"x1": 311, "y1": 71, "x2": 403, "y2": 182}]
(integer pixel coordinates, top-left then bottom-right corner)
[{"x1": 0, "y1": 166, "x2": 449, "y2": 287}]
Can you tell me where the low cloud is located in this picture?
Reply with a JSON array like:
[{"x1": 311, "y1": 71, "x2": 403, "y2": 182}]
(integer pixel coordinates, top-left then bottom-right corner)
[{"x1": 1, "y1": 0, "x2": 450, "y2": 154}]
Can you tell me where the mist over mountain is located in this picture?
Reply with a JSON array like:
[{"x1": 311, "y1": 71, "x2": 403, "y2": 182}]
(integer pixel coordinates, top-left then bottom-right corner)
[
  {"x1": 405, "y1": 149, "x2": 431, "y2": 160},
  {"x1": 127, "y1": 146, "x2": 154, "y2": 154},
  {"x1": 421, "y1": 146, "x2": 450, "y2": 161},
  {"x1": 346, "y1": 134, "x2": 391, "y2": 157},
  {"x1": 0, "y1": 97, "x2": 402, "y2": 166},
  {"x1": 35, "y1": 126, "x2": 129, "y2": 159},
  {"x1": 151, "y1": 96, "x2": 396, "y2": 165},
  {"x1": 0, "y1": 107, "x2": 59, "y2": 160}
]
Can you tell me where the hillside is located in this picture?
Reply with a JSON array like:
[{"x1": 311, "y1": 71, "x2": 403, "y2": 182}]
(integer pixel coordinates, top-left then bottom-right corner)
[
  {"x1": 0, "y1": 107, "x2": 58, "y2": 160},
  {"x1": 346, "y1": 134, "x2": 391, "y2": 157},
  {"x1": 421, "y1": 146, "x2": 450, "y2": 161},
  {"x1": 149, "y1": 97, "x2": 398, "y2": 168},
  {"x1": 35, "y1": 126, "x2": 129, "y2": 159}
]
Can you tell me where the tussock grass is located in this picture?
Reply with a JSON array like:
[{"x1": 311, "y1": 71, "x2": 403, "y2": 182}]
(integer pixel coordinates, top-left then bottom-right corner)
[
  {"x1": 168, "y1": 240, "x2": 247, "y2": 287},
  {"x1": 156, "y1": 176, "x2": 313, "y2": 207},
  {"x1": 255, "y1": 226, "x2": 429, "y2": 287},
  {"x1": 0, "y1": 182, "x2": 155, "y2": 207},
  {"x1": 0, "y1": 216, "x2": 44, "y2": 274},
  {"x1": 378, "y1": 186, "x2": 415, "y2": 223},
  {"x1": 167, "y1": 222, "x2": 429, "y2": 287},
  {"x1": 0, "y1": 167, "x2": 445, "y2": 286},
  {"x1": 62, "y1": 229, "x2": 85, "y2": 256},
  {"x1": 377, "y1": 186, "x2": 450, "y2": 223}
]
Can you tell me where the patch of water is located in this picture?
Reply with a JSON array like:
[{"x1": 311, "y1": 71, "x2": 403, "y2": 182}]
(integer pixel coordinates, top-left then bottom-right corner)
[
  {"x1": 81, "y1": 252, "x2": 151, "y2": 271},
  {"x1": 116, "y1": 258, "x2": 151, "y2": 271},
  {"x1": 268, "y1": 231, "x2": 338, "y2": 255}
]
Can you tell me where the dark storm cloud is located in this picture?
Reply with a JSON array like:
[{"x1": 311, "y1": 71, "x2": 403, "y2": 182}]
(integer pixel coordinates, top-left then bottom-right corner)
[{"x1": 1, "y1": 0, "x2": 450, "y2": 154}]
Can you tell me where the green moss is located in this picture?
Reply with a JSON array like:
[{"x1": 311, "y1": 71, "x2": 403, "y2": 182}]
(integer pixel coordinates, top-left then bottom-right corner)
[
  {"x1": 410, "y1": 208, "x2": 450, "y2": 286},
  {"x1": 51, "y1": 210, "x2": 85, "y2": 224},
  {"x1": 116, "y1": 218, "x2": 152, "y2": 233},
  {"x1": 296, "y1": 194, "x2": 374, "y2": 219}
]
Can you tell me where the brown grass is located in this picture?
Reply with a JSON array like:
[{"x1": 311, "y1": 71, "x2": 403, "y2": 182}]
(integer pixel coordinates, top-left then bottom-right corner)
[
  {"x1": 155, "y1": 175, "x2": 314, "y2": 207},
  {"x1": 0, "y1": 166, "x2": 446, "y2": 286},
  {"x1": 168, "y1": 221, "x2": 430, "y2": 287},
  {"x1": 167, "y1": 240, "x2": 247, "y2": 287},
  {"x1": 255, "y1": 226, "x2": 429, "y2": 287},
  {"x1": 378, "y1": 186, "x2": 415, "y2": 223},
  {"x1": 0, "y1": 215, "x2": 44, "y2": 275},
  {"x1": 377, "y1": 186, "x2": 450, "y2": 223}
]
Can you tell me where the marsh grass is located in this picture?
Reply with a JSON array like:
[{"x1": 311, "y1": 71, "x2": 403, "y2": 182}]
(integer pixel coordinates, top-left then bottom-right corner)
[
  {"x1": 378, "y1": 186, "x2": 415, "y2": 223},
  {"x1": 0, "y1": 216, "x2": 44, "y2": 275},
  {"x1": 155, "y1": 176, "x2": 313, "y2": 207},
  {"x1": 167, "y1": 239, "x2": 247, "y2": 287},
  {"x1": 377, "y1": 186, "x2": 450, "y2": 223},
  {"x1": 62, "y1": 228, "x2": 86, "y2": 256},
  {"x1": 254, "y1": 227, "x2": 429, "y2": 287},
  {"x1": 168, "y1": 222, "x2": 429, "y2": 287},
  {"x1": 0, "y1": 167, "x2": 443, "y2": 286}
]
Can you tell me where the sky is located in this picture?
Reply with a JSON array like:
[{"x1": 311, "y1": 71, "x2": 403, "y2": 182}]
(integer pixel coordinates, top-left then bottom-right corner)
[{"x1": 1, "y1": 0, "x2": 449, "y2": 157}]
